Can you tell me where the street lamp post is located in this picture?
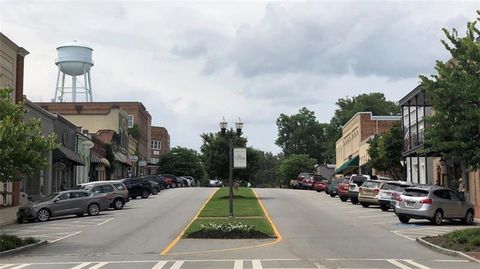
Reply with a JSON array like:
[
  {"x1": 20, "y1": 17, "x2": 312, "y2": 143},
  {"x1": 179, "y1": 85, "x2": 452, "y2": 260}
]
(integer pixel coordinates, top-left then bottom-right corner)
[{"x1": 220, "y1": 117, "x2": 243, "y2": 218}]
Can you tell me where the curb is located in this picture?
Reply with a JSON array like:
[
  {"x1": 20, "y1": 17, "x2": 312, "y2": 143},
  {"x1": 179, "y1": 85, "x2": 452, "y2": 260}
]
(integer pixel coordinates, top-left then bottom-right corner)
[
  {"x1": 416, "y1": 237, "x2": 480, "y2": 263},
  {"x1": 0, "y1": 240, "x2": 47, "y2": 257}
]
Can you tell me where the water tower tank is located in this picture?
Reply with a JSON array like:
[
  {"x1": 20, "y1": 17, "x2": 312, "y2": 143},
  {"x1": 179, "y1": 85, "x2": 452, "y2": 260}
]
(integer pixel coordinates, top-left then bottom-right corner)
[{"x1": 55, "y1": 41, "x2": 94, "y2": 76}]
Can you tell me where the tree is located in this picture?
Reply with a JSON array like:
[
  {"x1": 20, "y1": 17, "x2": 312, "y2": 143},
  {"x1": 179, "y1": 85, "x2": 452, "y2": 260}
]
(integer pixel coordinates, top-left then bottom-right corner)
[
  {"x1": 0, "y1": 88, "x2": 58, "y2": 182},
  {"x1": 157, "y1": 147, "x2": 207, "y2": 185},
  {"x1": 200, "y1": 130, "x2": 260, "y2": 184},
  {"x1": 275, "y1": 107, "x2": 327, "y2": 163},
  {"x1": 420, "y1": 11, "x2": 480, "y2": 181},
  {"x1": 367, "y1": 122, "x2": 404, "y2": 180},
  {"x1": 278, "y1": 154, "x2": 316, "y2": 186},
  {"x1": 251, "y1": 151, "x2": 283, "y2": 188},
  {"x1": 324, "y1": 93, "x2": 400, "y2": 163}
]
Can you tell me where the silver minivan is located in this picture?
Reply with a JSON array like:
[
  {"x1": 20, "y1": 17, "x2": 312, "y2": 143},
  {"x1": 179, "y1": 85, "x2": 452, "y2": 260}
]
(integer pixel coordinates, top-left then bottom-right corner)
[{"x1": 395, "y1": 185, "x2": 475, "y2": 225}]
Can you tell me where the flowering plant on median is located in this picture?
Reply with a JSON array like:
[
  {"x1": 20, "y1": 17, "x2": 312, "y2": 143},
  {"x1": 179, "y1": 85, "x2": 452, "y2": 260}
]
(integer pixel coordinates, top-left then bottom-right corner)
[{"x1": 199, "y1": 222, "x2": 255, "y2": 234}]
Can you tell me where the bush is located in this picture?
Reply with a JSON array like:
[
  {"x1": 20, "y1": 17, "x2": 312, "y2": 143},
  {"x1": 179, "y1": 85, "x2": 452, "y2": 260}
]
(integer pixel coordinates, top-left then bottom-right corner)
[
  {"x1": 0, "y1": 234, "x2": 38, "y2": 252},
  {"x1": 188, "y1": 221, "x2": 271, "y2": 239}
]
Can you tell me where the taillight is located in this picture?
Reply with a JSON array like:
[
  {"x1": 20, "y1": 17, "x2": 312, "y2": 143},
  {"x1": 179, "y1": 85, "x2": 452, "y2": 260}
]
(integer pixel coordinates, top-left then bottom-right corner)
[
  {"x1": 420, "y1": 199, "x2": 432, "y2": 204},
  {"x1": 374, "y1": 189, "x2": 379, "y2": 194}
]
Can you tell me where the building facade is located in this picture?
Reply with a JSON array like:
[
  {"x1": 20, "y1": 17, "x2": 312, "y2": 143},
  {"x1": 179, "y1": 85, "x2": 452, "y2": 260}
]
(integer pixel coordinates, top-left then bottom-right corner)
[
  {"x1": 146, "y1": 126, "x2": 170, "y2": 175},
  {"x1": 0, "y1": 33, "x2": 29, "y2": 206},
  {"x1": 335, "y1": 112, "x2": 401, "y2": 175}
]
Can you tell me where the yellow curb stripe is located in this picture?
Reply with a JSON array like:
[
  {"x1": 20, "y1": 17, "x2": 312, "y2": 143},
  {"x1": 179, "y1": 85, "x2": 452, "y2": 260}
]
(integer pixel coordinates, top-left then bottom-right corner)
[
  {"x1": 252, "y1": 189, "x2": 282, "y2": 241},
  {"x1": 160, "y1": 188, "x2": 219, "y2": 255}
]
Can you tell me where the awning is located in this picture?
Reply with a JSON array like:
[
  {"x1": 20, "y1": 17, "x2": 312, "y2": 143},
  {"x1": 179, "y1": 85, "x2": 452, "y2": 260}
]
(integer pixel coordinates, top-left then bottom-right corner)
[
  {"x1": 91, "y1": 154, "x2": 110, "y2": 167},
  {"x1": 53, "y1": 146, "x2": 85, "y2": 166},
  {"x1": 114, "y1": 152, "x2": 132, "y2": 167},
  {"x1": 335, "y1": 156, "x2": 359, "y2": 174}
]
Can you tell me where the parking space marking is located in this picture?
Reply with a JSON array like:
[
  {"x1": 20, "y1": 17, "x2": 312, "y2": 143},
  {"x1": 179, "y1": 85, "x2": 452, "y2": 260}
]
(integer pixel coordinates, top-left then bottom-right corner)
[
  {"x1": 96, "y1": 218, "x2": 114, "y2": 226},
  {"x1": 9, "y1": 265, "x2": 32, "y2": 269},
  {"x1": 49, "y1": 231, "x2": 82, "y2": 243}
]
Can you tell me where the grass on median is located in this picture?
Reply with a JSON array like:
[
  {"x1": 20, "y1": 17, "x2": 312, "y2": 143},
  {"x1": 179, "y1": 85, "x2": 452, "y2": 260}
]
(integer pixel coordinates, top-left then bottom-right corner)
[
  {"x1": 424, "y1": 227, "x2": 480, "y2": 252},
  {"x1": 184, "y1": 187, "x2": 276, "y2": 238},
  {"x1": 0, "y1": 234, "x2": 38, "y2": 252}
]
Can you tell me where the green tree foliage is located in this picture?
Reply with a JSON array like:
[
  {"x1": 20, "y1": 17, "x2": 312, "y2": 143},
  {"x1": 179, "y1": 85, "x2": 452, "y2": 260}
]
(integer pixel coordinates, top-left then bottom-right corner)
[
  {"x1": 157, "y1": 147, "x2": 207, "y2": 184},
  {"x1": 251, "y1": 152, "x2": 283, "y2": 188},
  {"x1": 420, "y1": 11, "x2": 480, "y2": 176},
  {"x1": 367, "y1": 122, "x2": 404, "y2": 180},
  {"x1": 200, "y1": 130, "x2": 260, "y2": 184},
  {"x1": 128, "y1": 124, "x2": 140, "y2": 140},
  {"x1": 278, "y1": 154, "x2": 316, "y2": 186},
  {"x1": 324, "y1": 93, "x2": 400, "y2": 162},
  {"x1": 275, "y1": 107, "x2": 327, "y2": 163},
  {"x1": 0, "y1": 88, "x2": 58, "y2": 182}
]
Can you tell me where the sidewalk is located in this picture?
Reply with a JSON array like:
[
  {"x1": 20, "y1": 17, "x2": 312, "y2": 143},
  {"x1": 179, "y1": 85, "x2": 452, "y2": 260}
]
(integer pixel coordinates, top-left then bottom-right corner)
[{"x1": 0, "y1": 206, "x2": 18, "y2": 227}]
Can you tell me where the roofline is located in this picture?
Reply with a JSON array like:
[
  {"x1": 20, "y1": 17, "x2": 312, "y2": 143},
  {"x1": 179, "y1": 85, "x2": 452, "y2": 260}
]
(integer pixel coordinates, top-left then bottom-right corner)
[
  {"x1": 341, "y1": 111, "x2": 401, "y2": 130},
  {"x1": 0, "y1": 32, "x2": 29, "y2": 56},
  {"x1": 24, "y1": 99, "x2": 57, "y2": 120},
  {"x1": 35, "y1": 101, "x2": 151, "y2": 117},
  {"x1": 399, "y1": 85, "x2": 425, "y2": 106}
]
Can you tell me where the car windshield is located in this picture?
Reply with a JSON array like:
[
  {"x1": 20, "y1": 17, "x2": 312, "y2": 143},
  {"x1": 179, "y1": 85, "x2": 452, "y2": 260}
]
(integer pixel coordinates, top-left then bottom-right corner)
[
  {"x1": 403, "y1": 189, "x2": 430, "y2": 197},
  {"x1": 362, "y1": 181, "x2": 380, "y2": 188}
]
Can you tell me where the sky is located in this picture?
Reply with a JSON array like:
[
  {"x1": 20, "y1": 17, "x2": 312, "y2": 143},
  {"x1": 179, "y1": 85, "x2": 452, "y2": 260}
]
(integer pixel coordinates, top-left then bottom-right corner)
[{"x1": 1, "y1": 0, "x2": 479, "y2": 153}]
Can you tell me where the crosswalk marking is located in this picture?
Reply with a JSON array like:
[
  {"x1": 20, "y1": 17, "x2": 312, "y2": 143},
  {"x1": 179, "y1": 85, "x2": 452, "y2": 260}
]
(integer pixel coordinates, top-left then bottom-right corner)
[
  {"x1": 252, "y1": 260, "x2": 262, "y2": 269},
  {"x1": 151, "y1": 261, "x2": 168, "y2": 269},
  {"x1": 170, "y1": 261, "x2": 184, "y2": 269},
  {"x1": 87, "y1": 262, "x2": 108, "y2": 269},
  {"x1": 0, "y1": 265, "x2": 13, "y2": 269},
  {"x1": 386, "y1": 259, "x2": 412, "y2": 269},
  {"x1": 233, "y1": 260, "x2": 243, "y2": 269},
  {"x1": 71, "y1": 263, "x2": 92, "y2": 269},
  {"x1": 404, "y1": 259, "x2": 431, "y2": 269},
  {"x1": 9, "y1": 265, "x2": 32, "y2": 269}
]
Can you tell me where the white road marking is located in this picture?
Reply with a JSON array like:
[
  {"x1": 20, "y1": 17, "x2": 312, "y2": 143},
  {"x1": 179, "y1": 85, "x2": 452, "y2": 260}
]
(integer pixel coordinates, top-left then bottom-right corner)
[
  {"x1": 48, "y1": 231, "x2": 82, "y2": 243},
  {"x1": 151, "y1": 261, "x2": 168, "y2": 269},
  {"x1": 71, "y1": 262, "x2": 92, "y2": 269},
  {"x1": 313, "y1": 262, "x2": 326, "y2": 268},
  {"x1": 87, "y1": 262, "x2": 108, "y2": 269},
  {"x1": 252, "y1": 259, "x2": 263, "y2": 269},
  {"x1": 96, "y1": 218, "x2": 114, "y2": 226},
  {"x1": 233, "y1": 260, "x2": 243, "y2": 269},
  {"x1": 170, "y1": 261, "x2": 184, "y2": 269},
  {"x1": 404, "y1": 259, "x2": 431, "y2": 269},
  {"x1": 386, "y1": 259, "x2": 412, "y2": 269},
  {"x1": 433, "y1": 259, "x2": 469, "y2": 262},
  {"x1": 9, "y1": 265, "x2": 32, "y2": 269},
  {"x1": 0, "y1": 265, "x2": 14, "y2": 269},
  {"x1": 391, "y1": 230, "x2": 416, "y2": 241}
]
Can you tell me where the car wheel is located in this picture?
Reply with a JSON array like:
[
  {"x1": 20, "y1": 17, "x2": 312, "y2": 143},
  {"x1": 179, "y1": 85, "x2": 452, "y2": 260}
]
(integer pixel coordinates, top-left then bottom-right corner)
[
  {"x1": 380, "y1": 205, "x2": 390, "y2": 212},
  {"x1": 37, "y1": 209, "x2": 50, "y2": 222},
  {"x1": 431, "y1": 210, "x2": 443, "y2": 225},
  {"x1": 361, "y1": 202, "x2": 369, "y2": 208},
  {"x1": 399, "y1": 216, "x2": 410, "y2": 224},
  {"x1": 340, "y1": 196, "x2": 348, "y2": 202},
  {"x1": 141, "y1": 190, "x2": 149, "y2": 199},
  {"x1": 462, "y1": 209, "x2": 474, "y2": 225},
  {"x1": 16, "y1": 217, "x2": 23, "y2": 224},
  {"x1": 351, "y1": 198, "x2": 359, "y2": 205},
  {"x1": 152, "y1": 188, "x2": 159, "y2": 195},
  {"x1": 113, "y1": 198, "x2": 124, "y2": 210},
  {"x1": 88, "y1": 203, "x2": 100, "y2": 216},
  {"x1": 330, "y1": 193, "x2": 336, "y2": 197}
]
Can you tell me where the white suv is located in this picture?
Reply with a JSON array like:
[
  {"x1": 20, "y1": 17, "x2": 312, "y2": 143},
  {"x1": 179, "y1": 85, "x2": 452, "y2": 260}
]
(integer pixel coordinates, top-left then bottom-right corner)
[{"x1": 347, "y1": 174, "x2": 370, "y2": 204}]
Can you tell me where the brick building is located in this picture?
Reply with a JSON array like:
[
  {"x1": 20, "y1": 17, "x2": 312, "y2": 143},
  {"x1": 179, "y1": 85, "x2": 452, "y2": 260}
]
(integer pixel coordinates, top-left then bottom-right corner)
[
  {"x1": 0, "y1": 33, "x2": 29, "y2": 206},
  {"x1": 146, "y1": 126, "x2": 170, "y2": 175},
  {"x1": 335, "y1": 112, "x2": 401, "y2": 175}
]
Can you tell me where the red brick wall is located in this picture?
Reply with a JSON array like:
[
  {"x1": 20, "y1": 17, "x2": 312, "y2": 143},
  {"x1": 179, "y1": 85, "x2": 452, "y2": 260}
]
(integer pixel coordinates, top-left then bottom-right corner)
[
  {"x1": 151, "y1": 126, "x2": 170, "y2": 158},
  {"x1": 360, "y1": 114, "x2": 398, "y2": 141}
]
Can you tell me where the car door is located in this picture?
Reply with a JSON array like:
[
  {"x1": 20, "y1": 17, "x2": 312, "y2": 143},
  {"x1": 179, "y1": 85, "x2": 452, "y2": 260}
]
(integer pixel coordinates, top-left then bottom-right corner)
[
  {"x1": 433, "y1": 190, "x2": 454, "y2": 218},
  {"x1": 447, "y1": 190, "x2": 464, "y2": 218},
  {"x1": 102, "y1": 184, "x2": 115, "y2": 204},
  {"x1": 52, "y1": 192, "x2": 75, "y2": 216},
  {"x1": 68, "y1": 191, "x2": 90, "y2": 214}
]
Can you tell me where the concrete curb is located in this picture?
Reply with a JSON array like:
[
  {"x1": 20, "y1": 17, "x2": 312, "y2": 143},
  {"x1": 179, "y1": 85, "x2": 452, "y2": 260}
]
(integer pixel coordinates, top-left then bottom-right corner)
[
  {"x1": 0, "y1": 240, "x2": 47, "y2": 257},
  {"x1": 416, "y1": 237, "x2": 480, "y2": 263},
  {"x1": 0, "y1": 219, "x2": 17, "y2": 228}
]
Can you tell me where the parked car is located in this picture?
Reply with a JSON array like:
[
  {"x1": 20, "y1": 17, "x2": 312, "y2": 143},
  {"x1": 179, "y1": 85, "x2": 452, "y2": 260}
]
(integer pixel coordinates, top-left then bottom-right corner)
[
  {"x1": 148, "y1": 180, "x2": 161, "y2": 194},
  {"x1": 348, "y1": 174, "x2": 370, "y2": 204},
  {"x1": 146, "y1": 175, "x2": 167, "y2": 190},
  {"x1": 378, "y1": 181, "x2": 412, "y2": 211},
  {"x1": 395, "y1": 185, "x2": 475, "y2": 225},
  {"x1": 327, "y1": 178, "x2": 342, "y2": 197},
  {"x1": 296, "y1": 172, "x2": 314, "y2": 189},
  {"x1": 162, "y1": 174, "x2": 179, "y2": 188},
  {"x1": 77, "y1": 180, "x2": 129, "y2": 210},
  {"x1": 337, "y1": 178, "x2": 351, "y2": 202},
  {"x1": 16, "y1": 190, "x2": 109, "y2": 223},
  {"x1": 177, "y1": 177, "x2": 188, "y2": 187},
  {"x1": 121, "y1": 177, "x2": 153, "y2": 199},
  {"x1": 183, "y1": 176, "x2": 196, "y2": 187},
  {"x1": 209, "y1": 179, "x2": 223, "y2": 187},
  {"x1": 358, "y1": 180, "x2": 387, "y2": 207},
  {"x1": 314, "y1": 179, "x2": 328, "y2": 192},
  {"x1": 325, "y1": 178, "x2": 336, "y2": 195}
]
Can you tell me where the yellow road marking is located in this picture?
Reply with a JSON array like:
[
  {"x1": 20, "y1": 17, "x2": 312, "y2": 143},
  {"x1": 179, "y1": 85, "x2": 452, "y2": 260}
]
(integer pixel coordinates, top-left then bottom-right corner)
[
  {"x1": 160, "y1": 188, "x2": 218, "y2": 255},
  {"x1": 253, "y1": 189, "x2": 282, "y2": 241}
]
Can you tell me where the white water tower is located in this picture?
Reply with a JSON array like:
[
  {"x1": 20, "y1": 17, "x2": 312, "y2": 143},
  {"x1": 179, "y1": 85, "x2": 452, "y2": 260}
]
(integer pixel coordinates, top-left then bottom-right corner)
[{"x1": 53, "y1": 41, "x2": 94, "y2": 102}]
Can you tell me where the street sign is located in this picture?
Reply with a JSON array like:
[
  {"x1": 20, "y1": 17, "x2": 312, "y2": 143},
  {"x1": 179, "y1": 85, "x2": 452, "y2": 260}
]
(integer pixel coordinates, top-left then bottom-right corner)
[
  {"x1": 129, "y1": 155, "x2": 139, "y2": 162},
  {"x1": 138, "y1": 160, "x2": 147, "y2": 167},
  {"x1": 233, "y1": 148, "x2": 247, "y2": 169}
]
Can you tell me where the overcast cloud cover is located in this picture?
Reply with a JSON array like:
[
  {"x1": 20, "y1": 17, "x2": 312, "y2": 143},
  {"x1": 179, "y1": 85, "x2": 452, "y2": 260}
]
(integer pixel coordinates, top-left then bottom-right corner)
[{"x1": 1, "y1": 0, "x2": 478, "y2": 153}]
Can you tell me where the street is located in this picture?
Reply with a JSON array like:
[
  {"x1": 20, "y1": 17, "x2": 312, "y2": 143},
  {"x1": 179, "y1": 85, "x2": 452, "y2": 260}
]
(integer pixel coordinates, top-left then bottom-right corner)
[{"x1": 0, "y1": 188, "x2": 478, "y2": 269}]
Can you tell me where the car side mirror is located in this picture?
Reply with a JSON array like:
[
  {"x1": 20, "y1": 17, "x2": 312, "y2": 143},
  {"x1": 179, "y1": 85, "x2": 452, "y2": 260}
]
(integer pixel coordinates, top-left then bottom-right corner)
[{"x1": 53, "y1": 198, "x2": 60, "y2": 203}]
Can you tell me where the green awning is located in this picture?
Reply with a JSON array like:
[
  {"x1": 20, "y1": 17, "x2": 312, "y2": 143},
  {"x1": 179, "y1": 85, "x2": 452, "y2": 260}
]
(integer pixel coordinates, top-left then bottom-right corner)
[{"x1": 335, "y1": 156, "x2": 359, "y2": 173}]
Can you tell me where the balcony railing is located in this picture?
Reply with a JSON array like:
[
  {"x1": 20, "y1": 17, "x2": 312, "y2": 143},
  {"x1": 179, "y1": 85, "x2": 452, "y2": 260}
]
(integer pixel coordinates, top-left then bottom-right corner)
[{"x1": 403, "y1": 130, "x2": 425, "y2": 152}]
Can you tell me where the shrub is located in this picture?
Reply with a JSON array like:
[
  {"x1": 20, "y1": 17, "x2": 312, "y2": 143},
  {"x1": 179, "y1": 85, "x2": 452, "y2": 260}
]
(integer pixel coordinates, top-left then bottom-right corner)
[{"x1": 0, "y1": 234, "x2": 38, "y2": 252}]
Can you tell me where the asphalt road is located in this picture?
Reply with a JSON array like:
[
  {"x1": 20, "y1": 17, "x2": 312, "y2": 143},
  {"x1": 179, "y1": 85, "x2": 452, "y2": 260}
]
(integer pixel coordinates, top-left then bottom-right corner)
[{"x1": 0, "y1": 187, "x2": 478, "y2": 269}]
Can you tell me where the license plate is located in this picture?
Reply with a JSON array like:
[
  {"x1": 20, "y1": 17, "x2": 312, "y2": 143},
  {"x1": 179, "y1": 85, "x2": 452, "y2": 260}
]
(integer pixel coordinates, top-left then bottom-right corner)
[{"x1": 405, "y1": 201, "x2": 415, "y2": 208}]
